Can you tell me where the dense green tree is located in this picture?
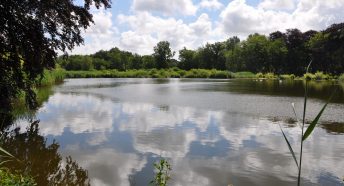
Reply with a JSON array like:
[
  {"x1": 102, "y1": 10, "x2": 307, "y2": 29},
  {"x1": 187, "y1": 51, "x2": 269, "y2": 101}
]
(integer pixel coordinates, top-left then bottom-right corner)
[
  {"x1": 0, "y1": 0, "x2": 110, "y2": 109},
  {"x1": 153, "y1": 41, "x2": 175, "y2": 69},
  {"x1": 241, "y1": 34, "x2": 270, "y2": 72},
  {"x1": 60, "y1": 55, "x2": 93, "y2": 71},
  {"x1": 130, "y1": 54, "x2": 143, "y2": 69},
  {"x1": 284, "y1": 29, "x2": 310, "y2": 75},
  {"x1": 224, "y1": 36, "x2": 240, "y2": 50},
  {"x1": 142, "y1": 55, "x2": 156, "y2": 69},
  {"x1": 267, "y1": 38, "x2": 288, "y2": 73},
  {"x1": 93, "y1": 57, "x2": 111, "y2": 70},
  {"x1": 178, "y1": 47, "x2": 197, "y2": 70},
  {"x1": 225, "y1": 44, "x2": 244, "y2": 72}
]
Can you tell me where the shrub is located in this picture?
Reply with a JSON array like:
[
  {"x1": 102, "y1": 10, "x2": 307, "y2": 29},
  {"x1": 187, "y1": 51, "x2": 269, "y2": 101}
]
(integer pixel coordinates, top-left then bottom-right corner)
[
  {"x1": 233, "y1": 71, "x2": 256, "y2": 78},
  {"x1": 0, "y1": 169, "x2": 36, "y2": 186},
  {"x1": 265, "y1": 73, "x2": 276, "y2": 79},
  {"x1": 314, "y1": 71, "x2": 329, "y2": 80},
  {"x1": 256, "y1": 72, "x2": 264, "y2": 78},
  {"x1": 303, "y1": 73, "x2": 316, "y2": 80},
  {"x1": 279, "y1": 74, "x2": 295, "y2": 80},
  {"x1": 209, "y1": 70, "x2": 232, "y2": 79},
  {"x1": 339, "y1": 74, "x2": 344, "y2": 82}
]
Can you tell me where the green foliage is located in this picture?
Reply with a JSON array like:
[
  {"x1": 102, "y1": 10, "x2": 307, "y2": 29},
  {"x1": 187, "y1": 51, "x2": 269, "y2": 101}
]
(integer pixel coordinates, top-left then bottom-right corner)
[
  {"x1": 0, "y1": 0, "x2": 110, "y2": 110},
  {"x1": 303, "y1": 73, "x2": 316, "y2": 80},
  {"x1": 256, "y1": 72, "x2": 264, "y2": 78},
  {"x1": 314, "y1": 71, "x2": 330, "y2": 80},
  {"x1": 233, "y1": 72, "x2": 256, "y2": 78},
  {"x1": 37, "y1": 69, "x2": 65, "y2": 87},
  {"x1": 279, "y1": 74, "x2": 295, "y2": 80},
  {"x1": 153, "y1": 41, "x2": 175, "y2": 69},
  {"x1": 150, "y1": 158, "x2": 171, "y2": 186},
  {"x1": 338, "y1": 74, "x2": 344, "y2": 82},
  {"x1": 56, "y1": 24, "x2": 344, "y2": 80},
  {"x1": 63, "y1": 69, "x2": 236, "y2": 79},
  {"x1": 0, "y1": 169, "x2": 36, "y2": 186},
  {"x1": 278, "y1": 62, "x2": 336, "y2": 185},
  {"x1": 303, "y1": 72, "x2": 332, "y2": 80}
]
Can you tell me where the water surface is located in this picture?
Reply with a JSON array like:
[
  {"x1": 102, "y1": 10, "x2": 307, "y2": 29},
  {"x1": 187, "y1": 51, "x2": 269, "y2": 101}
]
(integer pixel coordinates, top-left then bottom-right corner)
[{"x1": 14, "y1": 78, "x2": 344, "y2": 185}]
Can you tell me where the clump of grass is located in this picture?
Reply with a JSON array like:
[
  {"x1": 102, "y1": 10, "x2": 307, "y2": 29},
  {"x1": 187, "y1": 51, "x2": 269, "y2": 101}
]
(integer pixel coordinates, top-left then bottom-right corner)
[
  {"x1": 339, "y1": 74, "x2": 344, "y2": 82},
  {"x1": 184, "y1": 69, "x2": 210, "y2": 78},
  {"x1": 233, "y1": 71, "x2": 256, "y2": 78},
  {"x1": 303, "y1": 73, "x2": 316, "y2": 80},
  {"x1": 150, "y1": 158, "x2": 171, "y2": 186},
  {"x1": 279, "y1": 74, "x2": 295, "y2": 80},
  {"x1": 37, "y1": 69, "x2": 65, "y2": 86},
  {"x1": 314, "y1": 71, "x2": 330, "y2": 80},
  {"x1": 256, "y1": 72, "x2": 264, "y2": 78},
  {"x1": 265, "y1": 73, "x2": 276, "y2": 79},
  {"x1": 209, "y1": 69, "x2": 234, "y2": 79}
]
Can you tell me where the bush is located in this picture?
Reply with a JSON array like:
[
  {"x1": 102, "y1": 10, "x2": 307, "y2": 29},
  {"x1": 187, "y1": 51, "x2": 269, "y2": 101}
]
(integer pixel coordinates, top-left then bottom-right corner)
[
  {"x1": 256, "y1": 72, "x2": 264, "y2": 78},
  {"x1": 0, "y1": 169, "x2": 36, "y2": 186},
  {"x1": 339, "y1": 74, "x2": 344, "y2": 82},
  {"x1": 233, "y1": 71, "x2": 256, "y2": 78},
  {"x1": 209, "y1": 70, "x2": 233, "y2": 79},
  {"x1": 303, "y1": 73, "x2": 316, "y2": 80},
  {"x1": 279, "y1": 74, "x2": 295, "y2": 80},
  {"x1": 314, "y1": 71, "x2": 330, "y2": 80},
  {"x1": 264, "y1": 73, "x2": 276, "y2": 79}
]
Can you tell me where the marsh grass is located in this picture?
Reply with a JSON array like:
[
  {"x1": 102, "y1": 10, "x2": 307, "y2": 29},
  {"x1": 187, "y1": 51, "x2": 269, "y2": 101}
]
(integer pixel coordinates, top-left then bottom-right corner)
[
  {"x1": 64, "y1": 68, "x2": 236, "y2": 79},
  {"x1": 279, "y1": 61, "x2": 337, "y2": 185}
]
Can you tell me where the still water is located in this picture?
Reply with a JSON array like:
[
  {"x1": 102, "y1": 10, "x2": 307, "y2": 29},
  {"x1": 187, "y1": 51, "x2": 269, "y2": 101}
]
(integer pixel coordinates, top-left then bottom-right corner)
[{"x1": 14, "y1": 78, "x2": 344, "y2": 185}]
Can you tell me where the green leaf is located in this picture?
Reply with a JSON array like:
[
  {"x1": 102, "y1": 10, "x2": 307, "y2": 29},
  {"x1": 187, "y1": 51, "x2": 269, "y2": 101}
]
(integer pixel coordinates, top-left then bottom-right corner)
[
  {"x1": 302, "y1": 89, "x2": 337, "y2": 141},
  {"x1": 302, "y1": 102, "x2": 328, "y2": 141},
  {"x1": 278, "y1": 124, "x2": 299, "y2": 168}
]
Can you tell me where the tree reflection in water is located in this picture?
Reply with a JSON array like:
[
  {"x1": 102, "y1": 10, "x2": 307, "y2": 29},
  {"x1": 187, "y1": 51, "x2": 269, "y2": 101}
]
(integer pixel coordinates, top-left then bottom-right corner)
[{"x1": 1, "y1": 120, "x2": 90, "y2": 186}]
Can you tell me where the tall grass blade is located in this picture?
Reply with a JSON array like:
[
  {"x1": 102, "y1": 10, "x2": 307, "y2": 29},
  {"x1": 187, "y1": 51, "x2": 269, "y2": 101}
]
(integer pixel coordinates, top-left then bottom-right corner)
[
  {"x1": 0, "y1": 160, "x2": 12, "y2": 166},
  {"x1": 302, "y1": 89, "x2": 337, "y2": 141},
  {"x1": 0, "y1": 147, "x2": 14, "y2": 158},
  {"x1": 278, "y1": 124, "x2": 299, "y2": 168}
]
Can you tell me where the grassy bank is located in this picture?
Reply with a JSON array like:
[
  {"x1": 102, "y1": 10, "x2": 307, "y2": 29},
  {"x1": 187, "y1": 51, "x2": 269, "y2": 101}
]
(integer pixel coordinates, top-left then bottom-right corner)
[
  {"x1": 62, "y1": 68, "x2": 342, "y2": 81},
  {"x1": 36, "y1": 69, "x2": 65, "y2": 86},
  {"x1": 63, "y1": 68, "x2": 236, "y2": 79}
]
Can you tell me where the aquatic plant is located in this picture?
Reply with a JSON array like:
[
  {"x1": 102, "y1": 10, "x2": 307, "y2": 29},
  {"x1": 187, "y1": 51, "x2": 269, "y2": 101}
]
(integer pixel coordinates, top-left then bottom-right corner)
[
  {"x1": 279, "y1": 61, "x2": 336, "y2": 185},
  {"x1": 150, "y1": 158, "x2": 172, "y2": 186}
]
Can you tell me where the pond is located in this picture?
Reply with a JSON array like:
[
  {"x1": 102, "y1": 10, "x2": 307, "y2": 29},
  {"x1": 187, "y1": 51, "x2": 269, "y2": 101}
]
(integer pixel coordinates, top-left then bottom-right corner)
[{"x1": 10, "y1": 78, "x2": 344, "y2": 185}]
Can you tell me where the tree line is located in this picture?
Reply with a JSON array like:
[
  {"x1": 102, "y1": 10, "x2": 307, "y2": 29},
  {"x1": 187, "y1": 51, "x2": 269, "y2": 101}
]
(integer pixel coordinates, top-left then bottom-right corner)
[{"x1": 59, "y1": 23, "x2": 344, "y2": 75}]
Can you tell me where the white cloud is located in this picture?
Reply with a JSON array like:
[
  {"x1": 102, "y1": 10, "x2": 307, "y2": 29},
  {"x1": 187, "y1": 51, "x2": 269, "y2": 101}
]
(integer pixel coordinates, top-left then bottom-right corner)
[
  {"x1": 190, "y1": 13, "x2": 212, "y2": 37},
  {"x1": 132, "y1": 0, "x2": 197, "y2": 16},
  {"x1": 199, "y1": 0, "x2": 223, "y2": 10},
  {"x1": 258, "y1": 0, "x2": 295, "y2": 11},
  {"x1": 70, "y1": 10, "x2": 119, "y2": 55},
  {"x1": 117, "y1": 12, "x2": 220, "y2": 55},
  {"x1": 292, "y1": 0, "x2": 344, "y2": 31},
  {"x1": 219, "y1": 0, "x2": 291, "y2": 36},
  {"x1": 219, "y1": 0, "x2": 344, "y2": 37}
]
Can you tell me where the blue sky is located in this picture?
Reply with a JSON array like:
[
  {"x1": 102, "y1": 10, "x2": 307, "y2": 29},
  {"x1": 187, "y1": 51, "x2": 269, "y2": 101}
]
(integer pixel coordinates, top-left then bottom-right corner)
[{"x1": 71, "y1": 0, "x2": 344, "y2": 55}]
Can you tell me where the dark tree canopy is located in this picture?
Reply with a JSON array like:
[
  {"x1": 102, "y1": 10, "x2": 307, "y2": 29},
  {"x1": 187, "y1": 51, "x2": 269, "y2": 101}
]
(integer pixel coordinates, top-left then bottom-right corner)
[
  {"x1": 153, "y1": 41, "x2": 175, "y2": 69},
  {"x1": 0, "y1": 0, "x2": 110, "y2": 109}
]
